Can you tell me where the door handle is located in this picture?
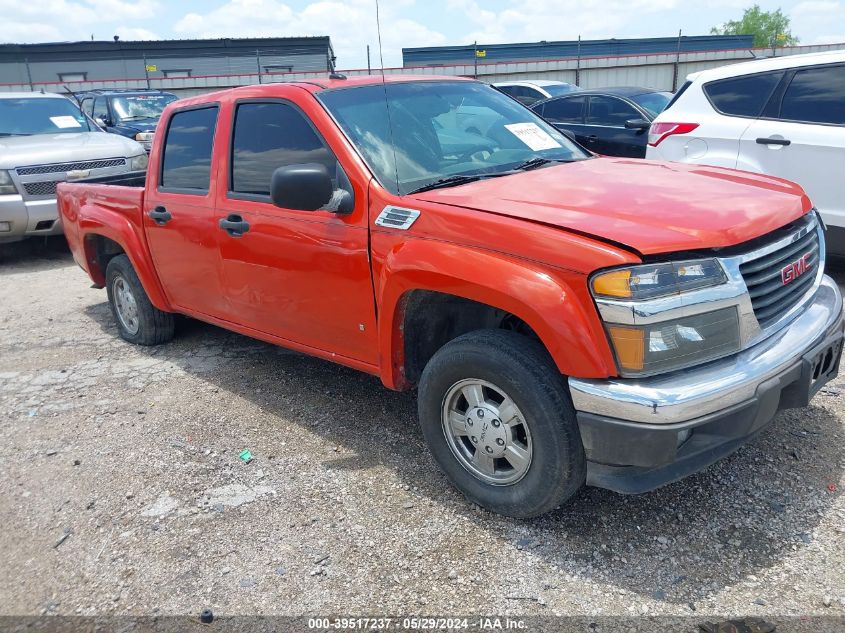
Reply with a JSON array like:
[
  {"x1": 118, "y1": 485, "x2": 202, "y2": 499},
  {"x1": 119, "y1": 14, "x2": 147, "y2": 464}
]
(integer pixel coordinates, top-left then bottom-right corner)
[
  {"x1": 219, "y1": 214, "x2": 250, "y2": 237},
  {"x1": 756, "y1": 137, "x2": 791, "y2": 146},
  {"x1": 587, "y1": 135, "x2": 598, "y2": 142},
  {"x1": 148, "y1": 206, "x2": 172, "y2": 225}
]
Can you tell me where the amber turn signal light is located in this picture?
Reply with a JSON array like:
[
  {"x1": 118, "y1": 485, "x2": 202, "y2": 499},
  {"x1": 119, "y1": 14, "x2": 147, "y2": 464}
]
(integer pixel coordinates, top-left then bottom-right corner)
[
  {"x1": 606, "y1": 325, "x2": 644, "y2": 372},
  {"x1": 592, "y1": 269, "x2": 632, "y2": 298}
]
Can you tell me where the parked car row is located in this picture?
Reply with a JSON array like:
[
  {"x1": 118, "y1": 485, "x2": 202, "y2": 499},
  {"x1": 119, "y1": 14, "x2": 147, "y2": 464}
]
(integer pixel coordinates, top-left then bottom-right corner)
[{"x1": 0, "y1": 89, "x2": 175, "y2": 243}]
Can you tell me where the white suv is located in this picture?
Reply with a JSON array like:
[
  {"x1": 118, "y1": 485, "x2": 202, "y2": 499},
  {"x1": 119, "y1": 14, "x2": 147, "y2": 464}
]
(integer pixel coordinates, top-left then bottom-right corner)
[{"x1": 646, "y1": 50, "x2": 845, "y2": 254}]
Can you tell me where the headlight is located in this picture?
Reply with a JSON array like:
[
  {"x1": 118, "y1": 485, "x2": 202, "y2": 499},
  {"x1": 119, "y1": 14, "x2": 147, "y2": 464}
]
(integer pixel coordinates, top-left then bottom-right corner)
[
  {"x1": 134, "y1": 132, "x2": 154, "y2": 142},
  {"x1": 128, "y1": 154, "x2": 149, "y2": 171},
  {"x1": 605, "y1": 307, "x2": 741, "y2": 375},
  {"x1": 592, "y1": 259, "x2": 727, "y2": 300},
  {"x1": 0, "y1": 170, "x2": 17, "y2": 195},
  {"x1": 591, "y1": 258, "x2": 738, "y2": 376}
]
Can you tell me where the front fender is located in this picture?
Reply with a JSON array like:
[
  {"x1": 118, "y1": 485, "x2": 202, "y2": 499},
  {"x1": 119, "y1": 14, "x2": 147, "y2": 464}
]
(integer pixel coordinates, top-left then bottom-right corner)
[{"x1": 376, "y1": 238, "x2": 617, "y2": 389}]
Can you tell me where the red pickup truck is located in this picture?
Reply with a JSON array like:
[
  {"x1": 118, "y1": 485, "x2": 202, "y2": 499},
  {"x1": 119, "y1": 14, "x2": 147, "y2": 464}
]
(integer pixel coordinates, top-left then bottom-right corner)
[{"x1": 58, "y1": 75, "x2": 843, "y2": 517}]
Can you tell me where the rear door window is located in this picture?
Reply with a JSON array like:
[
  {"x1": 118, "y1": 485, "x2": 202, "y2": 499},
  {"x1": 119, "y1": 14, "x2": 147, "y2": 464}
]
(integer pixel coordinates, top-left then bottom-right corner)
[
  {"x1": 778, "y1": 64, "x2": 845, "y2": 125},
  {"x1": 160, "y1": 106, "x2": 218, "y2": 192},
  {"x1": 704, "y1": 72, "x2": 783, "y2": 117},
  {"x1": 542, "y1": 96, "x2": 586, "y2": 123}
]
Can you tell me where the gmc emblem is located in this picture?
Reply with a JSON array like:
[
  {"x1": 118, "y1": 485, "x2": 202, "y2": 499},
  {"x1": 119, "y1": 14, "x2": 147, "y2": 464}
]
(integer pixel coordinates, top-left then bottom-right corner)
[{"x1": 781, "y1": 252, "x2": 813, "y2": 285}]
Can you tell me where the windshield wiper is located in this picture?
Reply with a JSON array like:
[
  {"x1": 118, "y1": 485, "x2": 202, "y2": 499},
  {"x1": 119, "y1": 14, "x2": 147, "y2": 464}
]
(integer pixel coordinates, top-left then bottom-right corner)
[
  {"x1": 510, "y1": 157, "x2": 584, "y2": 171},
  {"x1": 120, "y1": 116, "x2": 156, "y2": 121},
  {"x1": 0, "y1": 132, "x2": 32, "y2": 137},
  {"x1": 407, "y1": 157, "x2": 587, "y2": 194},
  {"x1": 407, "y1": 174, "x2": 488, "y2": 194}
]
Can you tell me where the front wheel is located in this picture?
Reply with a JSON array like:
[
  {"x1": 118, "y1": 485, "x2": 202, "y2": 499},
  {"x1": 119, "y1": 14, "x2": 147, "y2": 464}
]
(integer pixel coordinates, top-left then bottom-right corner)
[
  {"x1": 105, "y1": 254, "x2": 174, "y2": 346},
  {"x1": 418, "y1": 330, "x2": 586, "y2": 518}
]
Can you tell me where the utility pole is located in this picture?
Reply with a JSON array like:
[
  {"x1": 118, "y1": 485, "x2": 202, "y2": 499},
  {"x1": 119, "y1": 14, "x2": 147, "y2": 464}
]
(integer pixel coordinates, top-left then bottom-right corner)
[
  {"x1": 575, "y1": 35, "x2": 581, "y2": 86},
  {"x1": 672, "y1": 29, "x2": 682, "y2": 91},
  {"x1": 142, "y1": 51, "x2": 151, "y2": 89},
  {"x1": 367, "y1": 45, "x2": 371, "y2": 74},
  {"x1": 24, "y1": 58, "x2": 34, "y2": 91},
  {"x1": 256, "y1": 49, "x2": 262, "y2": 84}
]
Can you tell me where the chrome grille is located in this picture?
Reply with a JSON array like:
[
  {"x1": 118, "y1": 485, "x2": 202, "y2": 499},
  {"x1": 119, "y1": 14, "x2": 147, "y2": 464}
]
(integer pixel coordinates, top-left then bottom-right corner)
[
  {"x1": 17, "y1": 158, "x2": 126, "y2": 176},
  {"x1": 739, "y1": 219, "x2": 821, "y2": 329},
  {"x1": 23, "y1": 181, "x2": 58, "y2": 197}
]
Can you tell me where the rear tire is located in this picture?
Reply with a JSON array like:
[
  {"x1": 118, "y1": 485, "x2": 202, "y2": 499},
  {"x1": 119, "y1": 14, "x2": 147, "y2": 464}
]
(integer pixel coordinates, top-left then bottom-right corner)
[
  {"x1": 105, "y1": 254, "x2": 174, "y2": 346},
  {"x1": 418, "y1": 329, "x2": 586, "y2": 517}
]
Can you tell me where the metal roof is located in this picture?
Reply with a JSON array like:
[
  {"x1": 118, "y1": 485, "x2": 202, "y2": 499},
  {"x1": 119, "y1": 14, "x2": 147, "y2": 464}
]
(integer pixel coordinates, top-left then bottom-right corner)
[{"x1": 0, "y1": 36, "x2": 334, "y2": 63}]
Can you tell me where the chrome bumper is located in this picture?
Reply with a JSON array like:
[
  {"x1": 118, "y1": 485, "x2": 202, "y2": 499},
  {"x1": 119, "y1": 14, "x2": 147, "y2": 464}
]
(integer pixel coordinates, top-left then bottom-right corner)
[{"x1": 569, "y1": 275, "x2": 844, "y2": 425}]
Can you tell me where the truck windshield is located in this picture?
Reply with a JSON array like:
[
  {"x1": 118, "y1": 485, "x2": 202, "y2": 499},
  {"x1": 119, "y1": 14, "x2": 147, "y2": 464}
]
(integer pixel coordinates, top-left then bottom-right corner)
[
  {"x1": 111, "y1": 94, "x2": 177, "y2": 121},
  {"x1": 0, "y1": 97, "x2": 93, "y2": 136},
  {"x1": 319, "y1": 81, "x2": 589, "y2": 195}
]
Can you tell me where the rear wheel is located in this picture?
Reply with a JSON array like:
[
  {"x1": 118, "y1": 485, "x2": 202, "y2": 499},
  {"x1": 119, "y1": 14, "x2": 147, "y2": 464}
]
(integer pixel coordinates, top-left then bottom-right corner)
[
  {"x1": 418, "y1": 329, "x2": 586, "y2": 517},
  {"x1": 105, "y1": 254, "x2": 174, "y2": 345}
]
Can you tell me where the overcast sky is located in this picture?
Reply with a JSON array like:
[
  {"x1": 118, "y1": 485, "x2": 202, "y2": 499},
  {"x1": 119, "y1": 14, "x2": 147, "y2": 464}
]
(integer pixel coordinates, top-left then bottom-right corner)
[{"x1": 1, "y1": 0, "x2": 843, "y2": 68}]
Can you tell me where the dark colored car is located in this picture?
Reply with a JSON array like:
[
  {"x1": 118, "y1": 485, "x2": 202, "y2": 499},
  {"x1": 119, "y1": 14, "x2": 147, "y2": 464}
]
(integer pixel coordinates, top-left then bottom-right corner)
[
  {"x1": 531, "y1": 87, "x2": 672, "y2": 158},
  {"x1": 77, "y1": 89, "x2": 178, "y2": 152}
]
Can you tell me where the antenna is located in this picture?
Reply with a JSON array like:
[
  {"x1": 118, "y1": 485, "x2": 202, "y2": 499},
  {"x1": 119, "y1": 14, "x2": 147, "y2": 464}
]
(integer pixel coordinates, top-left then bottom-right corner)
[{"x1": 375, "y1": 0, "x2": 400, "y2": 193}]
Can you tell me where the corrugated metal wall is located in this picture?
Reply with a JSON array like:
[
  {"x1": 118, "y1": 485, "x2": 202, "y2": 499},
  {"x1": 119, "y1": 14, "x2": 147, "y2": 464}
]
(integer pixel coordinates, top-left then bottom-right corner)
[
  {"x1": 0, "y1": 39, "x2": 332, "y2": 94},
  {"x1": 403, "y1": 35, "x2": 755, "y2": 67}
]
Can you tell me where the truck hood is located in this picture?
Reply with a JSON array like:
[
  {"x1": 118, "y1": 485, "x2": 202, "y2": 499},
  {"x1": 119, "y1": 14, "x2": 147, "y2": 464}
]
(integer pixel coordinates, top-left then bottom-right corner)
[
  {"x1": 413, "y1": 158, "x2": 811, "y2": 255},
  {"x1": 0, "y1": 132, "x2": 144, "y2": 170}
]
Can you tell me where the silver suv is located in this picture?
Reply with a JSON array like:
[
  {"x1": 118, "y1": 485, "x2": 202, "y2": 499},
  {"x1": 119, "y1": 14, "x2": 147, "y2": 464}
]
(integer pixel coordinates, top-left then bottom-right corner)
[{"x1": 0, "y1": 92, "x2": 148, "y2": 243}]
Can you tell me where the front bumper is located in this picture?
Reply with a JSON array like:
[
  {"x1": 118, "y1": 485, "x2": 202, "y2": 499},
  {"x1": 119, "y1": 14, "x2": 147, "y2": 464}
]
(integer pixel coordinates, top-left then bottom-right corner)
[
  {"x1": 569, "y1": 275, "x2": 844, "y2": 493},
  {"x1": 0, "y1": 195, "x2": 63, "y2": 242}
]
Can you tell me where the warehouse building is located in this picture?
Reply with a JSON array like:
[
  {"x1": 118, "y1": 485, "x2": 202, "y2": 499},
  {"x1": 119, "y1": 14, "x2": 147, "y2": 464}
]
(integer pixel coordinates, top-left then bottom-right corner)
[
  {"x1": 402, "y1": 35, "x2": 755, "y2": 67},
  {"x1": 0, "y1": 36, "x2": 335, "y2": 95}
]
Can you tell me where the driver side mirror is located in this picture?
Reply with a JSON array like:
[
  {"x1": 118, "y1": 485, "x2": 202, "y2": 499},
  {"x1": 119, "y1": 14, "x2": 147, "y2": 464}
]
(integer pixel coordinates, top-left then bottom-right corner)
[
  {"x1": 95, "y1": 116, "x2": 111, "y2": 128},
  {"x1": 624, "y1": 118, "x2": 650, "y2": 131},
  {"x1": 271, "y1": 163, "x2": 353, "y2": 214}
]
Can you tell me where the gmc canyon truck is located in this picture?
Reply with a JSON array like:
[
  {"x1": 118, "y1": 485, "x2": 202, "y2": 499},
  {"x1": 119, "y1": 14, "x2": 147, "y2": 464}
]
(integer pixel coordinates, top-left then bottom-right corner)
[{"x1": 58, "y1": 76, "x2": 844, "y2": 517}]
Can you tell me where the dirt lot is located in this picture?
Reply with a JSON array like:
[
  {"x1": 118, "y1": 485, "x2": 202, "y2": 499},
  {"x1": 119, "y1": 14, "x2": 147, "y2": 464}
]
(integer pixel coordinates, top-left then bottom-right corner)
[{"x1": 1, "y1": 238, "x2": 844, "y2": 626}]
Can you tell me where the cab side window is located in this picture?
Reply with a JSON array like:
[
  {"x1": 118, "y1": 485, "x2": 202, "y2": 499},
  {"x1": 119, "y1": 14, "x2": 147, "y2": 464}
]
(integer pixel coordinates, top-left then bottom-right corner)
[
  {"x1": 160, "y1": 106, "x2": 218, "y2": 192},
  {"x1": 230, "y1": 101, "x2": 347, "y2": 200},
  {"x1": 779, "y1": 65, "x2": 845, "y2": 125},
  {"x1": 81, "y1": 98, "x2": 94, "y2": 117}
]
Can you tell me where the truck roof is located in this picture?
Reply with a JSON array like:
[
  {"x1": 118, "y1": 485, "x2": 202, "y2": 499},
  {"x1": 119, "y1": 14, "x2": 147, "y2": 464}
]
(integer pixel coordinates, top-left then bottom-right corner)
[{"x1": 172, "y1": 74, "x2": 471, "y2": 107}]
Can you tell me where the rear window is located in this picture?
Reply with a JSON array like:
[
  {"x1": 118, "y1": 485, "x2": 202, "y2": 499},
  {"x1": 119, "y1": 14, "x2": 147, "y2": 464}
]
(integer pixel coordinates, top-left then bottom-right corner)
[
  {"x1": 704, "y1": 72, "x2": 783, "y2": 117},
  {"x1": 779, "y1": 64, "x2": 845, "y2": 125},
  {"x1": 662, "y1": 81, "x2": 691, "y2": 112},
  {"x1": 160, "y1": 106, "x2": 218, "y2": 192}
]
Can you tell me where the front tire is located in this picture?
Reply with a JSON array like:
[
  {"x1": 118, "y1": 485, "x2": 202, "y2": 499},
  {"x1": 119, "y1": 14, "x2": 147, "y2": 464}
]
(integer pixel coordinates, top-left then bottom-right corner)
[
  {"x1": 418, "y1": 329, "x2": 586, "y2": 518},
  {"x1": 105, "y1": 254, "x2": 174, "y2": 346}
]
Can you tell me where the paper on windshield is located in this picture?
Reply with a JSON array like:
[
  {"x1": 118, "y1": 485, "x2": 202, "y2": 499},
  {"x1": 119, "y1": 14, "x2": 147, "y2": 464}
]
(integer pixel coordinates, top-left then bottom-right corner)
[
  {"x1": 50, "y1": 116, "x2": 82, "y2": 129},
  {"x1": 504, "y1": 122, "x2": 561, "y2": 151}
]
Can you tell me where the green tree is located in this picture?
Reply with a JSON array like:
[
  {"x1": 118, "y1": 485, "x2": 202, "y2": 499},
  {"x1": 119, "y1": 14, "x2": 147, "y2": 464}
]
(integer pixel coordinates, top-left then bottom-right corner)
[{"x1": 711, "y1": 4, "x2": 799, "y2": 49}]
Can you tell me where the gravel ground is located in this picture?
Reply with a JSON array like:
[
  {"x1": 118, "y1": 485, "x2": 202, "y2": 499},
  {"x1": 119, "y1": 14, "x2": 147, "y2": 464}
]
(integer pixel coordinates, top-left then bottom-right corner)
[{"x1": 1, "y1": 238, "x2": 844, "y2": 627}]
